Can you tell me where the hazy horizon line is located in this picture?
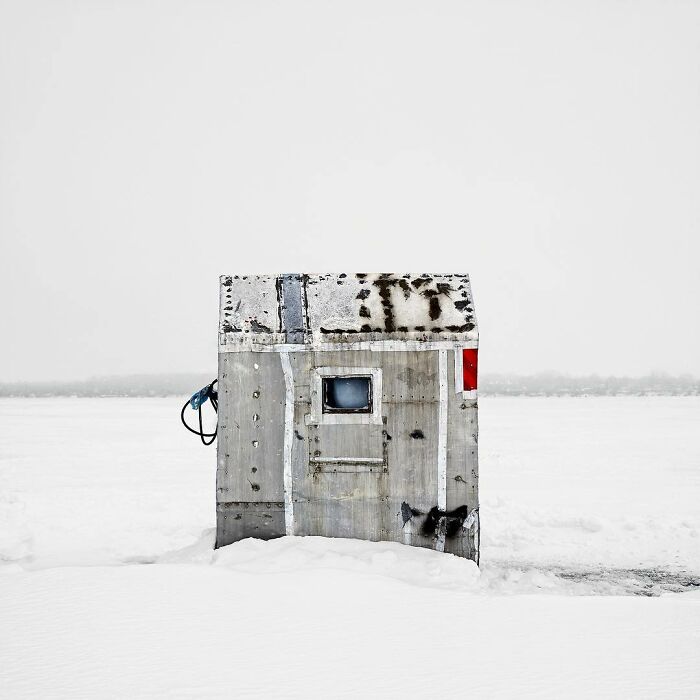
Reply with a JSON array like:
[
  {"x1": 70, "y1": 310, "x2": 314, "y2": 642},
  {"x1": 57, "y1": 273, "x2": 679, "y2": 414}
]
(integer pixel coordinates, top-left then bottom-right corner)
[
  {"x1": 1, "y1": 371, "x2": 698, "y2": 397},
  {"x1": 3, "y1": 369, "x2": 698, "y2": 382}
]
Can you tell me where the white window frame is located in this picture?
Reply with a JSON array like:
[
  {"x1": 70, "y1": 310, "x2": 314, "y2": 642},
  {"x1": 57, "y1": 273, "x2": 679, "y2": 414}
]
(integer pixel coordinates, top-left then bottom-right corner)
[{"x1": 308, "y1": 366, "x2": 383, "y2": 425}]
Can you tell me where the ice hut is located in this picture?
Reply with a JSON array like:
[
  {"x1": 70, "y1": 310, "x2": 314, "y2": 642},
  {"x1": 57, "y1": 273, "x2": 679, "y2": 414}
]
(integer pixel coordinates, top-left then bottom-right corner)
[{"x1": 216, "y1": 273, "x2": 480, "y2": 560}]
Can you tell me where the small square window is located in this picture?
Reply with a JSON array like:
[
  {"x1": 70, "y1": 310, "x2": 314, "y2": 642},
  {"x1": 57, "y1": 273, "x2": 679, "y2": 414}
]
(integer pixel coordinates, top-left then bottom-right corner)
[
  {"x1": 309, "y1": 367, "x2": 382, "y2": 425},
  {"x1": 322, "y1": 376, "x2": 372, "y2": 413}
]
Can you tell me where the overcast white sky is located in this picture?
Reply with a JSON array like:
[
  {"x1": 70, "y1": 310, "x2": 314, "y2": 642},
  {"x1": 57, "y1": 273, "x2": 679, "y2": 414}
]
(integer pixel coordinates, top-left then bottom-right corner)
[{"x1": 1, "y1": 0, "x2": 698, "y2": 381}]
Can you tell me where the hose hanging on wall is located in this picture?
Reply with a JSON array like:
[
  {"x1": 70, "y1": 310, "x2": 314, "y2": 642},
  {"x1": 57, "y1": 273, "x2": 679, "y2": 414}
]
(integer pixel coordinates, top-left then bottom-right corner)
[{"x1": 181, "y1": 379, "x2": 218, "y2": 445}]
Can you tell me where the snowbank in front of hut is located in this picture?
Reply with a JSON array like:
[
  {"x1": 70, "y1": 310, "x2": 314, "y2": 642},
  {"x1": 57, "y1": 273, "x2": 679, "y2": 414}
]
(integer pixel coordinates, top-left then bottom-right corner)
[
  {"x1": 162, "y1": 531, "x2": 481, "y2": 590},
  {"x1": 1, "y1": 534, "x2": 699, "y2": 699}
]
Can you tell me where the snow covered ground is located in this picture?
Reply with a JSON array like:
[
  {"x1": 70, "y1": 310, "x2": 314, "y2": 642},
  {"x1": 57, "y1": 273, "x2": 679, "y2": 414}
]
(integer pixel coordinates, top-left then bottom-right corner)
[{"x1": 1, "y1": 397, "x2": 699, "y2": 698}]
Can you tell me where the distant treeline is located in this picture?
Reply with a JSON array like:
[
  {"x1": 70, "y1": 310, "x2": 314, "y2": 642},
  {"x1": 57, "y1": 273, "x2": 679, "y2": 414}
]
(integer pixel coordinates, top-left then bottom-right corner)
[
  {"x1": 1, "y1": 372, "x2": 699, "y2": 397},
  {"x1": 0, "y1": 374, "x2": 215, "y2": 398}
]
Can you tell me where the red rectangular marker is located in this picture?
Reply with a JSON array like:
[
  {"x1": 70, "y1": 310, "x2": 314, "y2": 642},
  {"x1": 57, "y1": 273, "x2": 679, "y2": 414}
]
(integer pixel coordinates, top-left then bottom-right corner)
[{"x1": 463, "y1": 348, "x2": 478, "y2": 391}]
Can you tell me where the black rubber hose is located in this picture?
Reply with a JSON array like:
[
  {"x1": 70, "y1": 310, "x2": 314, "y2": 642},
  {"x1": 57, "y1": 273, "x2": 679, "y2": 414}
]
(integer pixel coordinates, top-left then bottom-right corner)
[{"x1": 180, "y1": 380, "x2": 218, "y2": 445}]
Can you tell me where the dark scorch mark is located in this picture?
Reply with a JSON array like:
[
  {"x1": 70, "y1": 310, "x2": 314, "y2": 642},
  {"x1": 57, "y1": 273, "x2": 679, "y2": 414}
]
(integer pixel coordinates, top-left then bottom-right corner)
[
  {"x1": 374, "y1": 279, "x2": 396, "y2": 333},
  {"x1": 422, "y1": 505, "x2": 472, "y2": 538},
  {"x1": 249, "y1": 319, "x2": 273, "y2": 333},
  {"x1": 400, "y1": 501, "x2": 424, "y2": 527}
]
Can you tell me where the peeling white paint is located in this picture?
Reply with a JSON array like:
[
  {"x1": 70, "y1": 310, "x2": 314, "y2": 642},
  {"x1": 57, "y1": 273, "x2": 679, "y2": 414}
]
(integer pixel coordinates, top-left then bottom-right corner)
[
  {"x1": 219, "y1": 339, "x2": 479, "y2": 353},
  {"x1": 402, "y1": 519, "x2": 413, "y2": 547},
  {"x1": 280, "y1": 351, "x2": 295, "y2": 536},
  {"x1": 309, "y1": 456, "x2": 385, "y2": 464},
  {"x1": 454, "y1": 347, "x2": 463, "y2": 394},
  {"x1": 435, "y1": 519, "x2": 446, "y2": 554},
  {"x1": 463, "y1": 508, "x2": 480, "y2": 564}
]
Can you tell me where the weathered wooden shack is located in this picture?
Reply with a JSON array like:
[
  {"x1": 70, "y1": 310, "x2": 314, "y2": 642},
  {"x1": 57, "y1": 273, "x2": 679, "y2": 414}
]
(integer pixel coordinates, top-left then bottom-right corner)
[{"x1": 216, "y1": 273, "x2": 480, "y2": 560}]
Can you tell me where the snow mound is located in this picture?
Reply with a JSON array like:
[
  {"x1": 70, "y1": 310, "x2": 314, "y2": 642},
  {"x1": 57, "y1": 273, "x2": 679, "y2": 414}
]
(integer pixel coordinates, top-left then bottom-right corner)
[{"x1": 162, "y1": 531, "x2": 481, "y2": 591}]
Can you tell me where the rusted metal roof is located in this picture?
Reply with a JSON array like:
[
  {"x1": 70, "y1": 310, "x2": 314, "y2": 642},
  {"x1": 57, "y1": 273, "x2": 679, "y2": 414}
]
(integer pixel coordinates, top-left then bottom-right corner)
[{"x1": 219, "y1": 273, "x2": 478, "y2": 347}]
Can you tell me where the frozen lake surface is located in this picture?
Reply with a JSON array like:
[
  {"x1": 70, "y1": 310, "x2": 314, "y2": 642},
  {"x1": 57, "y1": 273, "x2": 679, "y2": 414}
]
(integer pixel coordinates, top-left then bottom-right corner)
[{"x1": 1, "y1": 397, "x2": 699, "y2": 697}]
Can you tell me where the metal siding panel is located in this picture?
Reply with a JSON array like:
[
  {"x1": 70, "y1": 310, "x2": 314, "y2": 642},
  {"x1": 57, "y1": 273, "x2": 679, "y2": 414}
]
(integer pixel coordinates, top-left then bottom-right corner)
[
  {"x1": 446, "y1": 409, "x2": 478, "y2": 510},
  {"x1": 380, "y1": 350, "x2": 440, "y2": 403},
  {"x1": 288, "y1": 349, "x2": 446, "y2": 550},
  {"x1": 376, "y1": 348, "x2": 440, "y2": 542},
  {"x1": 445, "y1": 350, "x2": 479, "y2": 559},
  {"x1": 384, "y1": 399, "x2": 441, "y2": 550},
  {"x1": 281, "y1": 274, "x2": 307, "y2": 344},
  {"x1": 216, "y1": 345, "x2": 478, "y2": 561},
  {"x1": 293, "y1": 474, "x2": 391, "y2": 540},
  {"x1": 309, "y1": 423, "x2": 385, "y2": 462},
  {"x1": 216, "y1": 502, "x2": 285, "y2": 546},
  {"x1": 216, "y1": 351, "x2": 285, "y2": 504}
]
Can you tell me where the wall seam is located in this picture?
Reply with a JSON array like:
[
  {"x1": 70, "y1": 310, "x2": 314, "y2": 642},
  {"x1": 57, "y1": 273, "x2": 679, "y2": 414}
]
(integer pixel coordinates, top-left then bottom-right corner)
[{"x1": 280, "y1": 351, "x2": 295, "y2": 535}]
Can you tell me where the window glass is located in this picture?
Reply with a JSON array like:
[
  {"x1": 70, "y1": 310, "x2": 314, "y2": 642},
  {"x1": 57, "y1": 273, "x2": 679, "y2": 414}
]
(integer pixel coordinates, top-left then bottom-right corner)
[{"x1": 322, "y1": 376, "x2": 372, "y2": 413}]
